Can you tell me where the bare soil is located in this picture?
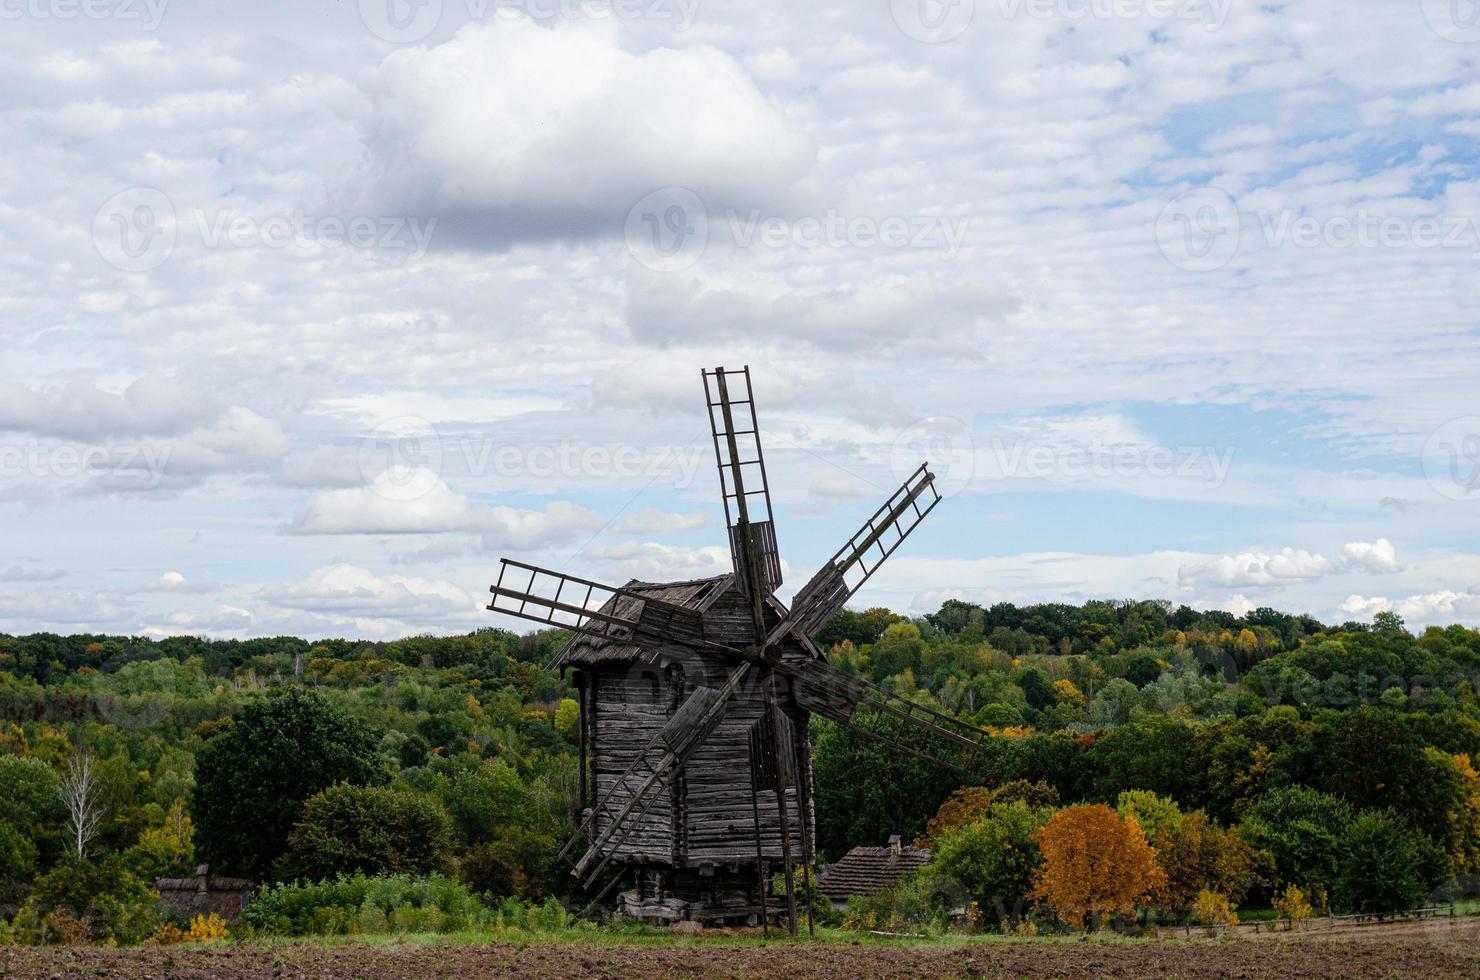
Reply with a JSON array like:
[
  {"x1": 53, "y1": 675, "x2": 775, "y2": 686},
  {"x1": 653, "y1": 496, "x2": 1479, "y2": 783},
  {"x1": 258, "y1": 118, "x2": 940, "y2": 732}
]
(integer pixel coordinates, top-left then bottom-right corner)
[{"x1": 3, "y1": 917, "x2": 1475, "y2": 979}]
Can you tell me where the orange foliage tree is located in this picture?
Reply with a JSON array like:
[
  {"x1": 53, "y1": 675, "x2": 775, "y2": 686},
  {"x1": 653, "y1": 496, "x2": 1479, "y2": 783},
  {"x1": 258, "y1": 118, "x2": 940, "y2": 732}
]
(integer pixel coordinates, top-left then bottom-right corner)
[{"x1": 1031, "y1": 804, "x2": 1166, "y2": 930}]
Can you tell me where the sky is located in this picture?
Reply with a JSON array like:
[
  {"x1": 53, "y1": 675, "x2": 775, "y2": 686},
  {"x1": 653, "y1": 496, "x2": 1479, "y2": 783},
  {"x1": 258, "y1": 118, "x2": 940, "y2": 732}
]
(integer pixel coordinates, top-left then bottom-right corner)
[{"x1": 2, "y1": 0, "x2": 1479, "y2": 640}]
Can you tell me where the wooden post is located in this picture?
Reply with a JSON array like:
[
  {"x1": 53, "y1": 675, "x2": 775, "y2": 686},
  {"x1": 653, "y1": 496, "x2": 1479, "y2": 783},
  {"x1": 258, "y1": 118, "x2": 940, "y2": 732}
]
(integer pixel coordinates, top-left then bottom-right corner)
[
  {"x1": 577, "y1": 672, "x2": 588, "y2": 812},
  {"x1": 749, "y1": 741, "x2": 768, "y2": 938},
  {"x1": 795, "y1": 734, "x2": 815, "y2": 937},
  {"x1": 768, "y1": 674, "x2": 798, "y2": 937}
]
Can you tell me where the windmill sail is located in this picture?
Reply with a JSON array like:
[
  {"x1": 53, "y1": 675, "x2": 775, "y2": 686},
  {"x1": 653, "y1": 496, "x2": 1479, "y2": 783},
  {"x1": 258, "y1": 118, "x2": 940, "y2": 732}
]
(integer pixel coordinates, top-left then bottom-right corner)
[
  {"x1": 487, "y1": 559, "x2": 740, "y2": 656},
  {"x1": 767, "y1": 463, "x2": 941, "y2": 645},
  {"x1": 703, "y1": 366, "x2": 782, "y2": 600}
]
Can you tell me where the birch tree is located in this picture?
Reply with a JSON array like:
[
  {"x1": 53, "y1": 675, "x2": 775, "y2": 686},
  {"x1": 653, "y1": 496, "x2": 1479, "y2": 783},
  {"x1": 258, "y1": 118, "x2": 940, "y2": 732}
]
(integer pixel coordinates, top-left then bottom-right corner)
[{"x1": 60, "y1": 749, "x2": 105, "y2": 858}]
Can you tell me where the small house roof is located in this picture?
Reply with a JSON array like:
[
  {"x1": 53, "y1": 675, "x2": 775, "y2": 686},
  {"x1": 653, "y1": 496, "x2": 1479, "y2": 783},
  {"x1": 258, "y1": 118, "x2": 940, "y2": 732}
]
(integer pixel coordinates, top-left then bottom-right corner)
[{"x1": 817, "y1": 844, "x2": 932, "y2": 899}]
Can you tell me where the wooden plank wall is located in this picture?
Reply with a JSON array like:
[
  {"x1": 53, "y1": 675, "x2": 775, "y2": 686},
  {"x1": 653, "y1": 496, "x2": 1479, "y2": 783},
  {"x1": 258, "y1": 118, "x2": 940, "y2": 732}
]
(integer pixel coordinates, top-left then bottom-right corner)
[{"x1": 590, "y1": 665, "x2": 675, "y2": 862}]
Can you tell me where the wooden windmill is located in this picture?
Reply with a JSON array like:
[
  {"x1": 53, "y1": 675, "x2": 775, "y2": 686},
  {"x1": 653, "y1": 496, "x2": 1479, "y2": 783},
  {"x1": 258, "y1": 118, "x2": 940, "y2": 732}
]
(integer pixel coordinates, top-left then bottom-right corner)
[{"x1": 487, "y1": 366, "x2": 998, "y2": 930}]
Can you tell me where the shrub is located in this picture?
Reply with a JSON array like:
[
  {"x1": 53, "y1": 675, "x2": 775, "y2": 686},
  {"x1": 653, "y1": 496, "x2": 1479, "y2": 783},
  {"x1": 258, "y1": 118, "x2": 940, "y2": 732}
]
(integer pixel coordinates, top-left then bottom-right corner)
[
  {"x1": 242, "y1": 873, "x2": 483, "y2": 936},
  {"x1": 1272, "y1": 884, "x2": 1312, "y2": 928},
  {"x1": 1191, "y1": 888, "x2": 1237, "y2": 934},
  {"x1": 12, "y1": 854, "x2": 160, "y2": 945}
]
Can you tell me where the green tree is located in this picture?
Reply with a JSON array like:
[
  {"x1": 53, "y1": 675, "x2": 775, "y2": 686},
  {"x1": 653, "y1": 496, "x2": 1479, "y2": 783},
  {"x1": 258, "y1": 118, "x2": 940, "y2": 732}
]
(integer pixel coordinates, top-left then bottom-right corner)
[
  {"x1": 1115, "y1": 790, "x2": 1183, "y2": 846},
  {"x1": 1334, "y1": 809, "x2": 1447, "y2": 914},
  {"x1": 1240, "y1": 786, "x2": 1353, "y2": 898},
  {"x1": 193, "y1": 688, "x2": 384, "y2": 880},
  {"x1": 924, "y1": 801, "x2": 1050, "y2": 925},
  {"x1": 277, "y1": 783, "x2": 453, "y2": 880}
]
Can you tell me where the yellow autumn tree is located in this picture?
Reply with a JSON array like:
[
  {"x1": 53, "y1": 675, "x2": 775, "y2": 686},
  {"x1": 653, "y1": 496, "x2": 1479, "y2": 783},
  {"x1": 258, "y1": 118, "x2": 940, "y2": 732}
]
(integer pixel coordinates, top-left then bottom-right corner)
[
  {"x1": 1052, "y1": 679, "x2": 1085, "y2": 709},
  {"x1": 1031, "y1": 804, "x2": 1166, "y2": 930}
]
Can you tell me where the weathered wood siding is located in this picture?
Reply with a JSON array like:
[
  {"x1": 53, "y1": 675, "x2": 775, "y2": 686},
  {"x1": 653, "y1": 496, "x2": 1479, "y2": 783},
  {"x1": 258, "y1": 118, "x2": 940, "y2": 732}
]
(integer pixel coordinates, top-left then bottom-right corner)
[
  {"x1": 677, "y1": 588, "x2": 813, "y2": 866},
  {"x1": 590, "y1": 663, "x2": 677, "y2": 863}
]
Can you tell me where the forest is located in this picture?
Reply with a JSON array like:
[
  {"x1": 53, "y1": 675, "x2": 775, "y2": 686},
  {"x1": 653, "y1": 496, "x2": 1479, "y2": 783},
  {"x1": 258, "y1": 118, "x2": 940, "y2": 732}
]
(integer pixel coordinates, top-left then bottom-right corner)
[{"x1": 0, "y1": 597, "x2": 1477, "y2": 941}]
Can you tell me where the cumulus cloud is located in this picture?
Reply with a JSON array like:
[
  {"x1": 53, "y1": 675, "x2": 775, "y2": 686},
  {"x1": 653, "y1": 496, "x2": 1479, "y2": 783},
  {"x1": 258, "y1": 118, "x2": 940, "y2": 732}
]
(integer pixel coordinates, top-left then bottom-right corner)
[
  {"x1": 359, "y1": 17, "x2": 812, "y2": 247},
  {"x1": 258, "y1": 563, "x2": 479, "y2": 619},
  {"x1": 118, "y1": 571, "x2": 216, "y2": 595},
  {"x1": 0, "y1": 376, "x2": 216, "y2": 440},
  {"x1": 290, "y1": 470, "x2": 605, "y2": 548},
  {"x1": 1340, "y1": 590, "x2": 1480, "y2": 626},
  {"x1": 1341, "y1": 538, "x2": 1403, "y2": 574},
  {"x1": 1178, "y1": 548, "x2": 1339, "y2": 589},
  {"x1": 0, "y1": 588, "x2": 131, "y2": 628}
]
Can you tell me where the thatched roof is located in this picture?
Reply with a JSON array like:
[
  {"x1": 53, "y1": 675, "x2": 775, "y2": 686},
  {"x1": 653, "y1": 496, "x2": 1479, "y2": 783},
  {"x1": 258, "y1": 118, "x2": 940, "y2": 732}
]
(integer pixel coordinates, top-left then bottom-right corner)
[
  {"x1": 817, "y1": 844, "x2": 932, "y2": 899},
  {"x1": 155, "y1": 876, "x2": 253, "y2": 892}
]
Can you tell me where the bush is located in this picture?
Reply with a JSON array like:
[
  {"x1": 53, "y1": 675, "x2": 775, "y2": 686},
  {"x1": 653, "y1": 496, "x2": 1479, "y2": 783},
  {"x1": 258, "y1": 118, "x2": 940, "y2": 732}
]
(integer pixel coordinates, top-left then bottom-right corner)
[
  {"x1": 242, "y1": 873, "x2": 484, "y2": 936},
  {"x1": 12, "y1": 854, "x2": 160, "y2": 945},
  {"x1": 276, "y1": 783, "x2": 453, "y2": 881}
]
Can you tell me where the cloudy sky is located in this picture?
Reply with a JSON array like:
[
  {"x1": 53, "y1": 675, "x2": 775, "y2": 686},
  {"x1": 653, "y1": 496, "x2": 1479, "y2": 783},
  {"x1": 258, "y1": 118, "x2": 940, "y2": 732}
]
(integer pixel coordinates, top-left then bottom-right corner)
[{"x1": 2, "y1": 0, "x2": 1479, "y2": 640}]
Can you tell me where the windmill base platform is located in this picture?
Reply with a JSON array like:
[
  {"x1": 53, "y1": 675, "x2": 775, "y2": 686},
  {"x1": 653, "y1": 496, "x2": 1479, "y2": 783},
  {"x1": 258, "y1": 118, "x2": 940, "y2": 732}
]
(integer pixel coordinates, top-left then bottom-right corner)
[{"x1": 613, "y1": 866, "x2": 769, "y2": 926}]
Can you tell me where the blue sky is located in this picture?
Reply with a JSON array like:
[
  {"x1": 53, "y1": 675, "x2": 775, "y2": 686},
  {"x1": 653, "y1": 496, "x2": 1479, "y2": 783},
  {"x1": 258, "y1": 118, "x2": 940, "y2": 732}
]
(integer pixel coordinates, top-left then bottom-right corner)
[{"x1": 2, "y1": 0, "x2": 1480, "y2": 638}]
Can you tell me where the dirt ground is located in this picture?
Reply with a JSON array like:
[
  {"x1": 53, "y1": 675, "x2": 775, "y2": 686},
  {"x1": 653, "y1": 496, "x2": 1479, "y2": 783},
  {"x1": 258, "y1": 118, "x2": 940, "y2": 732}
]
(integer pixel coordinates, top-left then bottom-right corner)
[{"x1": 3, "y1": 917, "x2": 1476, "y2": 979}]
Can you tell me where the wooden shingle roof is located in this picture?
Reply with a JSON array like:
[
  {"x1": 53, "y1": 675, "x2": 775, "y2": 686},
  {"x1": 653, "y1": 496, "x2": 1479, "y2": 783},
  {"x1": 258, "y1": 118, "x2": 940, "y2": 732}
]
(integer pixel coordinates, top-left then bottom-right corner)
[
  {"x1": 817, "y1": 844, "x2": 932, "y2": 899},
  {"x1": 554, "y1": 574, "x2": 733, "y2": 666}
]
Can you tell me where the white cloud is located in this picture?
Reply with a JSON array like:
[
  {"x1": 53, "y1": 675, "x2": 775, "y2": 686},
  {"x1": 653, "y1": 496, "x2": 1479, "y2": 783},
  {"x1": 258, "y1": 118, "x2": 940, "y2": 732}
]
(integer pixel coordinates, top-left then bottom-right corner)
[
  {"x1": 1178, "y1": 548, "x2": 1339, "y2": 589},
  {"x1": 258, "y1": 563, "x2": 478, "y2": 620},
  {"x1": 359, "y1": 17, "x2": 812, "y2": 246},
  {"x1": 290, "y1": 470, "x2": 606, "y2": 548},
  {"x1": 0, "y1": 376, "x2": 216, "y2": 440},
  {"x1": 1340, "y1": 590, "x2": 1480, "y2": 627},
  {"x1": 1342, "y1": 538, "x2": 1403, "y2": 574}
]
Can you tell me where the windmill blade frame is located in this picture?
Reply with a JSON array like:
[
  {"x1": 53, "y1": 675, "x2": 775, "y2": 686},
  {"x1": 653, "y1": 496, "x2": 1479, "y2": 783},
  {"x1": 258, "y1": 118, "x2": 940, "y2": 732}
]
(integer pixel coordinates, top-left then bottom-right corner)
[
  {"x1": 703, "y1": 366, "x2": 783, "y2": 601},
  {"x1": 767, "y1": 463, "x2": 941, "y2": 646},
  {"x1": 487, "y1": 559, "x2": 744, "y2": 658}
]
